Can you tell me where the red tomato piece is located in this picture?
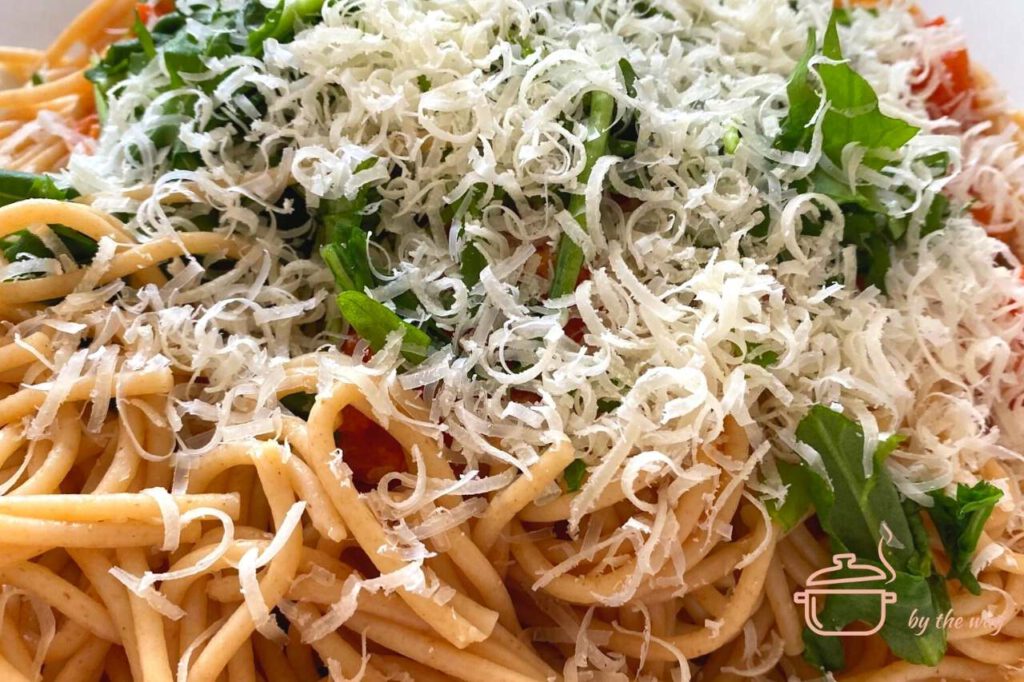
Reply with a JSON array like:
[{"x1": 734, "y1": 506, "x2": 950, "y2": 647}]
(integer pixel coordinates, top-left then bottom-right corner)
[
  {"x1": 917, "y1": 17, "x2": 975, "y2": 118},
  {"x1": 335, "y1": 406, "x2": 407, "y2": 490},
  {"x1": 135, "y1": 2, "x2": 154, "y2": 24},
  {"x1": 563, "y1": 315, "x2": 586, "y2": 344}
]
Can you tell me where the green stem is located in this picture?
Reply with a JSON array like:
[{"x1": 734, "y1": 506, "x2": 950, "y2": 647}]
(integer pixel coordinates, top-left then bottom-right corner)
[{"x1": 549, "y1": 91, "x2": 614, "y2": 298}]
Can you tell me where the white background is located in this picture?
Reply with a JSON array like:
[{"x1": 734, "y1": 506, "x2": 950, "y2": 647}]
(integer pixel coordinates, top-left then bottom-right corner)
[{"x1": 1, "y1": 0, "x2": 1021, "y2": 104}]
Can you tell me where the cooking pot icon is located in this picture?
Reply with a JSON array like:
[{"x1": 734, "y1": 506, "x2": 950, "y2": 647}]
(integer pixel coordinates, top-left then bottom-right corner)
[{"x1": 793, "y1": 553, "x2": 897, "y2": 636}]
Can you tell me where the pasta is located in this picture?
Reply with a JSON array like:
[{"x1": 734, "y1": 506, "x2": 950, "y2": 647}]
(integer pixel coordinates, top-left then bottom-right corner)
[{"x1": 0, "y1": 0, "x2": 1022, "y2": 680}]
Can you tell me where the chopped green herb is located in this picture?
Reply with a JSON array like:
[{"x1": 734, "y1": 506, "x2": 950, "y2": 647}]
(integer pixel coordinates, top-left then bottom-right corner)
[
  {"x1": 335, "y1": 291, "x2": 431, "y2": 364},
  {"x1": 280, "y1": 392, "x2": 316, "y2": 419},
  {"x1": 618, "y1": 58, "x2": 638, "y2": 98},
  {"x1": 133, "y1": 10, "x2": 157, "y2": 60},
  {"x1": 0, "y1": 169, "x2": 69, "y2": 207},
  {"x1": 722, "y1": 126, "x2": 741, "y2": 154},
  {"x1": 927, "y1": 482, "x2": 1002, "y2": 595},
  {"x1": 777, "y1": 15, "x2": 919, "y2": 166},
  {"x1": 774, "y1": 11, "x2": 937, "y2": 292},
  {"x1": 563, "y1": 458, "x2": 587, "y2": 492},
  {"x1": 766, "y1": 459, "x2": 815, "y2": 531},
  {"x1": 549, "y1": 91, "x2": 615, "y2": 298},
  {"x1": 459, "y1": 243, "x2": 487, "y2": 288},
  {"x1": 416, "y1": 75, "x2": 432, "y2": 92}
]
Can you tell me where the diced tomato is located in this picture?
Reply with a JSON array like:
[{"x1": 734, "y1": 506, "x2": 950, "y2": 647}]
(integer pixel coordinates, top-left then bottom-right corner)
[
  {"x1": 340, "y1": 332, "x2": 373, "y2": 362},
  {"x1": 535, "y1": 241, "x2": 552, "y2": 279},
  {"x1": 563, "y1": 315, "x2": 586, "y2": 344},
  {"x1": 136, "y1": 2, "x2": 154, "y2": 24},
  {"x1": 135, "y1": 1, "x2": 173, "y2": 25},
  {"x1": 335, "y1": 406, "x2": 407, "y2": 490},
  {"x1": 613, "y1": 195, "x2": 642, "y2": 213},
  {"x1": 915, "y1": 17, "x2": 975, "y2": 119},
  {"x1": 510, "y1": 389, "x2": 541, "y2": 404},
  {"x1": 971, "y1": 203, "x2": 994, "y2": 226}
]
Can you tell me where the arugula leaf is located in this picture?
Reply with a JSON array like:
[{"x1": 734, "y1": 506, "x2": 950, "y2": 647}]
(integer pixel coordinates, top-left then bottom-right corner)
[
  {"x1": 775, "y1": 28, "x2": 818, "y2": 153},
  {"x1": 443, "y1": 184, "x2": 491, "y2": 288},
  {"x1": 816, "y1": 19, "x2": 919, "y2": 165},
  {"x1": 927, "y1": 482, "x2": 1003, "y2": 595},
  {"x1": 722, "y1": 126, "x2": 741, "y2": 155},
  {"x1": 767, "y1": 459, "x2": 818, "y2": 531},
  {"x1": 335, "y1": 291, "x2": 431, "y2": 364},
  {"x1": 549, "y1": 91, "x2": 615, "y2": 298},
  {"x1": 803, "y1": 566, "x2": 947, "y2": 670},
  {"x1": 0, "y1": 169, "x2": 69, "y2": 207},
  {"x1": 0, "y1": 171, "x2": 97, "y2": 268},
  {"x1": 245, "y1": 0, "x2": 325, "y2": 56},
  {"x1": 280, "y1": 392, "x2": 315, "y2": 419},
  {"x1": 563, "y1": 459, "x2": 587, "y2": 492},
  {"x1": 459, "y1": 243, "x2": 487, "y2": 288},
  {"x1": 618, "y1": 58, "x2": 638, "y2": 98},
  {"x1": 774, "y1": 12, "x2": 934, "y2": 292},
  {"x1": 319, "y1": 159, "x2": 380, "y2": 293},
  {"x1": 0, "y1": 226, "x2": 98, "y2": 271},
  {"x1": 133, "y1": 11, "x2": 157, "y2": 60},
  {"x1": 0, "y1": 232, "x2": 50, "y2": 263},
  {"x1": 795, "y1": 406, "x2": 917, "y2": 566},
  {"x1": 786, "y1": 406, "x2": 949, "y2": 669},
  {"x1": 777, "y1": 16, "x2": 919, "y2": 166}
]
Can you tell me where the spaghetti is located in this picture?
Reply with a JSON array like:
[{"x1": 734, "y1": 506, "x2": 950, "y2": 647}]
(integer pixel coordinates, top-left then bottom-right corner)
[{"x1": 0, "y1": 0, "x2": 1022, "y2": 681}]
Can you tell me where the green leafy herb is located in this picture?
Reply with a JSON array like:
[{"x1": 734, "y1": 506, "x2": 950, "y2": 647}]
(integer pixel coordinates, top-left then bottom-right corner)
[
  {"x1": 926, "y1": 482, "x2": 1003, "y2": 595},
  {"x1": 596, "y1": 398, "x2": 621, "y2": 415},
  {"x1": 776, "y1": 16, "x2": 918, "y2": 166},
  {"x1": 730, "y1": 341, "x2": 778, "y2": 368},
  {"x1": 795, "y1": 407, "x2": 917, "y2": 566},
  {"x1": 416, "y1": 75, "x2": 432, "y2": 92},
  {"x1": 459, "y1": 243, "x2": 487, "y2": 288},
  {"x1": 803, "y1": 569, "x2": 948, "y2": 671},
  {"x1": 318, "y1": 158, "x2": 379, "y2": 294},
  {"x1": 563, "y1": 458, "x2": 587, "y2": 492},
  {"x1": 245, "y1": 0, "x2": 326, "y2": 57},
  {"x1": 0, "y1": 171, "x2": 97, "y2": 269},
  {"x1": 133, "y1": 11, "x2": 157, "y2": 60},
  {"x1": 443, "y1": 184, "x2": 491, "y2": 288},
  {"x1": 816, "y1": 20, "x2": 919, "y2": 165},
  {"x1": 618, "y1": 58, "x2": 638, "y2": 98},
  {"x1": 0, "y1": 169, "x2": 69, "y2": 207},
  {"x1": 722, "y1": 126, "x2": 741, "y2": 155},
  {"x1": 509, "y1": 26, "x2": 534, "y2": 57},
  {"x1": 775, "y1": 28, "x2": 818, "y2": 153},
  {"x1": 280, "y1": 392, "x2": 316, "y2": 419},
  {"x1": 774, "y1": 12, "x2": 940, "y2": 292},
  {"x1": 549, "y1": 91, "x2": 615, "y2": 298},
  {"x1": 335, "y1": 291, "x2": 431, "y2": 363},
  {"x1": 766, "y1": 459, "x2": 815, "y2": 531},
  {"x1": 782, "y1": 406, "x2": 949, "y2": 670}
]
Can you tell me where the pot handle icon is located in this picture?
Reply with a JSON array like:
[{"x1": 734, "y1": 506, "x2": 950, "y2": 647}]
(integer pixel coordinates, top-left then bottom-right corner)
[{"x1": 882, "y1": 592, "x2": 897, "y2": 605}]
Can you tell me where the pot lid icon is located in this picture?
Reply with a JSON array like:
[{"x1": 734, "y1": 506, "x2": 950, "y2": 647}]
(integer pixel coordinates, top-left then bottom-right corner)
[{"x1": 804, "y1": 553, "x2": 890, "y2": 586}]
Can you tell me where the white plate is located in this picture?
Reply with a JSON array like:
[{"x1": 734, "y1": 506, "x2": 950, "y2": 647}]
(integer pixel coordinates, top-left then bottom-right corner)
[{"x1": 1, "y1": 0, "x2": 1020, "y2": 105}]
